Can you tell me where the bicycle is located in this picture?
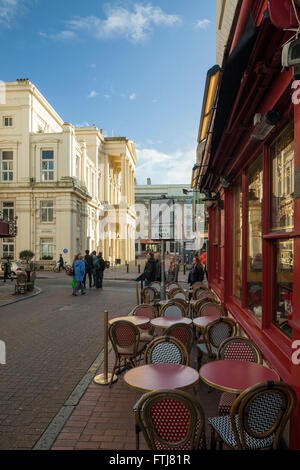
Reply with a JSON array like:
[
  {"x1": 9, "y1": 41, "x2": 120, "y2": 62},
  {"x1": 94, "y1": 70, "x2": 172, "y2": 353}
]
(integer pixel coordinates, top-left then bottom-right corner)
[{"x1": 53, "y1": 263, "x2": 72, "y2": 273}]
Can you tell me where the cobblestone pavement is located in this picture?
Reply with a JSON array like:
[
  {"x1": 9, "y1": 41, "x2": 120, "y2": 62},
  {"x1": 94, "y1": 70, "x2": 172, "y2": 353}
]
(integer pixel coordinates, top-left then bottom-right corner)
[
  {"x1": 0, "y1": 276, "x2": 137, "y2": 450},
  {"x1": 0, "y1": 280, "x2": 40, "y2": 306}
]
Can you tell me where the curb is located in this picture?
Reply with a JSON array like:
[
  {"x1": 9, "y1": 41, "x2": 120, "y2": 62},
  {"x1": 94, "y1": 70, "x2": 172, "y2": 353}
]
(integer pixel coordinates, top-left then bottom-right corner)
[
  {"x1": 0, "y1": 287, "x2": 42, "y2": 308},
  {"x1": 33, "y1": 346, "x2": 109, "y2": 450}
]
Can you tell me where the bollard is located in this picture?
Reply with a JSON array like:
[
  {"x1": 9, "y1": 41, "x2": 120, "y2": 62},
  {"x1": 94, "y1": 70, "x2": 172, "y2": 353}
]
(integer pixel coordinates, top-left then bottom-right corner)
[
  {"x1": 140, "y1": 280, "x2": 144, "y2": 304},
  {"x1": 136, "y1": 283, "x2": 139, "y2": 305},
  {"x1": 138, "y1": 264, "x2": 141, "y2": 273},
  {"x1": 184, "y1": 264, "x2": 186, "y2": 275},
  {"x1": 94, "y1": 310, "x2": 117, "y2": 385},
  {"x1": 127, "y1": 263, "x2": 129, "y2": 273}
]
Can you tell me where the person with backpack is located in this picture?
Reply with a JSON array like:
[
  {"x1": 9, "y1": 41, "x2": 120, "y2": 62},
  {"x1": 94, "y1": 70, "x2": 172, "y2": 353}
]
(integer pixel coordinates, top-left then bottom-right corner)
[
  {"x1": 91, "y1": 251, "x2": 100, "y2": 288},
  {"x1": 97, "y1": 252, "x2": 106, "y2": 289},
  {"x1": 83, "y1": 249, "x2": 93, "y2": 289},
  {"x1": 3, "y1": 258, "x2": 12, "y2": 283}
]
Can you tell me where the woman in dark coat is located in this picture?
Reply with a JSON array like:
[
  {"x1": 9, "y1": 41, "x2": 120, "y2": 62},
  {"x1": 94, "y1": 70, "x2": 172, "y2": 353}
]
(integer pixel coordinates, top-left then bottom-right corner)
[
  {"x1": 188, "y1": 256, "x2": 204, "y2": 286},
  {"x1": 136, "y1": 252, "x2": 156, "y2": 286}
]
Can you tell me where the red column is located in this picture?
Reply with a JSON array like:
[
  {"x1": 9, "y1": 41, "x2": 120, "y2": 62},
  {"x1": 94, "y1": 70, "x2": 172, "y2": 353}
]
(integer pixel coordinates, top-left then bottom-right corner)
[{"x1": 290, "y1": 97, "x2": 300, "y2": 449}]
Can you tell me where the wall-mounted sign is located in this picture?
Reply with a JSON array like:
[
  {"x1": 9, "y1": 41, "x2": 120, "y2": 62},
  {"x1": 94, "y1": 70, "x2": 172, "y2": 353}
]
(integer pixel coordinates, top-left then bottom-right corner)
[
  {"x1": 150, "y1": 199, "x2": 175, "y2": 241},
  {"x1": 63, "y1": 249, "x2": 68, "y2": 254}
]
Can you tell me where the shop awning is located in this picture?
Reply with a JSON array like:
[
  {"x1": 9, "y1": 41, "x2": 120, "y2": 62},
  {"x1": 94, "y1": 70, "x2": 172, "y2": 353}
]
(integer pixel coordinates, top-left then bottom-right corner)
[{"x1": 199, "y1": 14, "x2": 259, "y2": 190}]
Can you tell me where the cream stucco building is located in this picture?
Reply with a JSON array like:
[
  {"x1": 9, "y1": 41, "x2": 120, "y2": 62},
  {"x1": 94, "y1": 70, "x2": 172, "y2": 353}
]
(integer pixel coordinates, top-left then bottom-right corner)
[{"x1": 0, "y1": 79, "x2": 136, "y2": 267}]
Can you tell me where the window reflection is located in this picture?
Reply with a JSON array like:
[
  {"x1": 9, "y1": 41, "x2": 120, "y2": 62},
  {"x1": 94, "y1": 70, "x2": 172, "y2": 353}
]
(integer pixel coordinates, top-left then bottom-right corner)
[
  {"x1": 247, "y1": 155, "x2": 263, "y2": 320},
  {"x1": 273, "y1": 239, "x2": 293, "y2": 338},
  {"x1": 233, "y1": 177, "x2": 242, "y2": 300},
  {"x1": 271, "y1": 124, "x2": 294, "y2": 233}
]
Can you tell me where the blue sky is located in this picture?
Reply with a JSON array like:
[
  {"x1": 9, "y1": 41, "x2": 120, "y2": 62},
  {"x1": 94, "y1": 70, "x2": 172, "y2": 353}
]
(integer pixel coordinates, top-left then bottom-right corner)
[{"x1": 0, "y1": 0, "x2": 217, "y2": 184}]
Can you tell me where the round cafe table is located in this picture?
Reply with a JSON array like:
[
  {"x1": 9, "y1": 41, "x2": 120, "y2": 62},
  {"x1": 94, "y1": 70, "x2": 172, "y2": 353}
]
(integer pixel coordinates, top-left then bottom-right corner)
[
  {"x1": 193, "y1": 315, "x2": 220, "y2": 330},
  {"x1": 199, "y1": 360, "x2": 280, "y2": 394},
  {"x1": 151, "y1": 316, "x2": 192, "y2": 329},
  {"x1": 108, "y1": 316, "x2": 150, "y2": 327},
  {"x1": 124, "y1": 363, "x2": 200, "y2": 392}
]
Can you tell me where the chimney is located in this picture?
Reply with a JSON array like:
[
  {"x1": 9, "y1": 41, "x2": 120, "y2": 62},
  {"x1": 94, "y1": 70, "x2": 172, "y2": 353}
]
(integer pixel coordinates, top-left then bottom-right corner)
[{"x1": 147, "y1": 178, "x2": 151, "y2": 185}]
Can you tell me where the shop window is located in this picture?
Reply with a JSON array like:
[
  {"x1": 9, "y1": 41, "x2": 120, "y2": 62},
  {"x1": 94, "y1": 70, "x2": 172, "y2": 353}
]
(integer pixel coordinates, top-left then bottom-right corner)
[
  {"x1": 232, "y1": 177, "x2": 242, "y2": 300},
  {"x1": 247, "y1": 155, "x2": 263, "y2": 320},
  {"x1": 273, "y1": 239, "x2": 293, "y2": 338},
  {"x1": 270, "y1": 124, "x2": 294, "y2": 233}
]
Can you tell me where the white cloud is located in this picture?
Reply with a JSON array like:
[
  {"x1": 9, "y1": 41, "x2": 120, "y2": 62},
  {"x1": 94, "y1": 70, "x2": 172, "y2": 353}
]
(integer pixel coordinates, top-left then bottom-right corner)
[
  {"x1": 104, "y1": 94, "x2": 111, "y2": 99},
  {"x1": 65, "y1": 3, "x2": 181, "y2": 43},
  {"x1": 88, "y1": 90, "x2": 98, "y2": 99},
  {"x1": 43, "y1": 30, "x2": 76, "y2": 41},
  {"x1": 0, "y1": 0, "x2": 25, "y2": 26},
  {"x1": 195, "y1": 19, "x2": 211, "y2": 30},
  {"x1": 129, "y1": 93, "x2": 136, "y2": 100},
  {"x1": 135, "y1": 146, "x2": 196, "y2": 184}
]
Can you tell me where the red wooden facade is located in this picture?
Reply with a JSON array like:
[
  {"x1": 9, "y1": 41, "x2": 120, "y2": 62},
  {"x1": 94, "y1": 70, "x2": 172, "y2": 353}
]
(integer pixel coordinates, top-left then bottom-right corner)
[{"x1": 197, "y1": 0, "x2": 300, "y2": 449}]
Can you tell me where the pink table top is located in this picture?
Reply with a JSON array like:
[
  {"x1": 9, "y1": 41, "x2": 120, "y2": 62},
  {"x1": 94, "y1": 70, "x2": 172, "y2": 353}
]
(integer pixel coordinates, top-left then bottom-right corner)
[
  {"x1": 200, "y1": 360, "x2": 280, "y2": 394},
  {"x1": 124, "y1": 363, "x2": 200, "y2": 392},
  {"x1": 193, "y1": 315, "x2": 220, "y2": 329},
  {"x1": 151, "y1": 317, "x2": 192, "y2": 329},
  {"x1": 109, "y1": 316, "x2": 150, "y2": 326}
]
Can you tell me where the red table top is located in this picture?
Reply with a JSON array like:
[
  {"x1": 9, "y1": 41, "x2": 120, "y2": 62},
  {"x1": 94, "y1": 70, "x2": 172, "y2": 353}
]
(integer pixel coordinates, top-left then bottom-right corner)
[
  {"x1": 151, "y1": 317, "x2": 192, "y2": 329},
  {"x1": 124, "y1": 363, "x2": 200, "y2": 392},
  {"x1": 193, "y1": 315, "x2": 220, "y2": 328},
  {"x1": 200, "y1": 360, "x2": 280, "y2": 394},
  {"x1": 109, "y1": 316, "x2": 150, "y2": 326}
]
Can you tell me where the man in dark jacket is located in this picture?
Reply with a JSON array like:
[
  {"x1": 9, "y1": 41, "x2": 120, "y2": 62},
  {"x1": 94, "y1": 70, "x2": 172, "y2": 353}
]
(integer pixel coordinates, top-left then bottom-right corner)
[
  {"x1": 188, "y1": 256, "x2": 204, "y2": 286},
  {"x1": 84, "y1": 250, "x2": 93, "y2": 289},
  {"x1": 136, "y1": 252, "x2": 156, "y2": 286},
  {"x1": 97, "y1": 252, "x2": 106, "y2": 289}
]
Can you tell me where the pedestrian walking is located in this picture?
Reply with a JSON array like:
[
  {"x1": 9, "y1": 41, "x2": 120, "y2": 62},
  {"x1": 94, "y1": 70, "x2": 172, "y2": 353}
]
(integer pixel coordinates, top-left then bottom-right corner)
[
  {"x1": 188, "y1": 256, "x2": 204, "y2": 286},
  {"x1": 154, "y1": 252, "x2": 162, "y2": 282},
  {"x1": 91, "y1": 251, "x2": 100, "y2": 288},
  {"x1": 97, "y1": 252, "x2": 106, "y2": 289},
  {"x1": 3, "y1": 258, "x2": 12, "y2": 283},
  {"x1": 135, "y1": 252, "x2": 156, "y2": 286},
  {"x1": 72, "y1": 254, "x2": 86, "y2": 296},
  {"x1": 200, "y1": 250, "x2": 207, "y2": 281},
  {"x1": 166, "y1": 256, "x2": 179, "y2": 283},
  {"x1": 58, "y1": 254, "x2": 66, "y2": 272},
  {"x1": 83, "y1": 249, "x2": 93, "y2": 289}
]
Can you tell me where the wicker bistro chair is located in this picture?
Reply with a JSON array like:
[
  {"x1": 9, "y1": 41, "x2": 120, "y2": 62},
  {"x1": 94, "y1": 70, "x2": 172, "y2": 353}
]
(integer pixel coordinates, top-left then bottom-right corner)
[
  {"x1": 170, "y1": 298, "x2": 189, "y2": 314},
  {"x1": 164, "y1": 323, "x2": 194, "y2": 354},
  {"x1": 197, "y1": 318, "x2": 238, "y2": 368},
  {"x1": 108, "y1": 320, "x2": 146, "y2": 387},
  {"x1": 208, "y1": 381, "x2": 297, "y2": 450},
  {"x1": 193, "y1": 287, "x2": 218, "y2": 301},
  {"x1": 134, "y1": 336, "x2": 190, "y2": 448},
  {"x1": 131, "y1": 304, "x2": 157, "y2": 343},
  {"x1": 141, "y1": 286, "x2": 158, "y2": 305},
  {"x1": 160, "y1": 300, "x2": 187, "y2": 318},
  {"x1": 166, "y1": 282, "x2": 182, "y2": 292},
  {"x1": 135, "y1": 389, "x2": 207, "y2": 450},
  {"x1": 172, "y1": 290, "x2": 189, "y2": 301},
  {"x1": 198, "y1": 302, "x2": 225, "y2": 317},
  {"x1": 192, "y1": 282, "x2": 209, "y2": 291},
  {"x1": 193, "y1": 298, "x2": 220, "y2": 317},
  {"x1": 216, "y1": 337, "x2": 263, "y2": 416},
  {"x1": 149, "y1": 282, "x2": 161, "y2": 299}
]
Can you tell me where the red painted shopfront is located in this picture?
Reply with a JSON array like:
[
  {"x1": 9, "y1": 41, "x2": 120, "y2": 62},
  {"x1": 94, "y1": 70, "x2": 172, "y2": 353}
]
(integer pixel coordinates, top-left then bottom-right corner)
[{"x1": 196, "y1": 0, "x2": 300, "y2": 449}]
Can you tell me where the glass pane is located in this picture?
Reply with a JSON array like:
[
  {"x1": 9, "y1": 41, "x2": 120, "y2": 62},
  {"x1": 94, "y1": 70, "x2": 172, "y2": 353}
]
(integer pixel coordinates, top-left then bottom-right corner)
[
  {"x1": 42, "y1": 151, "x2": 54, "y2": 159},
  {"x1": 273, "y1": 239, "x2": 293, "y2": 338},
  {"x1": 270, "y1": 124, "x2": 294, "y2": 233},
  {"x1": 2, "y1": 152, "x2": 13, "y2": 160},
  {"x1": 247, "y1": 155, "x2": 263, "y2": 320},
  {"x1": 233, "y1": 177, "x2": 242, "y2": 299}
]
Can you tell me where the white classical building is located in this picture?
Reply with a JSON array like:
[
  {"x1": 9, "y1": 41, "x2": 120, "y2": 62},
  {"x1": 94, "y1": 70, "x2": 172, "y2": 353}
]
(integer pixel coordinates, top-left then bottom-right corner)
[{"x1": 0, "y1": 79, "x2": 136, "y2": 267}]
